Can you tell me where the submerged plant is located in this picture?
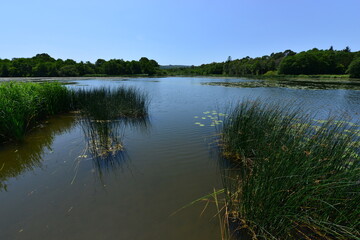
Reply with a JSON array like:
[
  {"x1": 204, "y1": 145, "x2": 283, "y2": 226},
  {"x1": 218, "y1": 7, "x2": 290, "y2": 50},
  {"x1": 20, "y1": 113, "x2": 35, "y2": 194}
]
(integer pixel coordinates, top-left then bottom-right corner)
[{"x1": 220, "y1": 100, "x2": 360, "y2": 239}]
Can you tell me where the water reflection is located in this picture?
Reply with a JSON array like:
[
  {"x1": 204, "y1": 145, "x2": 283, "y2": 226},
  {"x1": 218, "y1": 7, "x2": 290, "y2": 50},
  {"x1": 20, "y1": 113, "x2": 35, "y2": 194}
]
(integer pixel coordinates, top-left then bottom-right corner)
[
  {"x1": 0, "y1": 115, "x2": 75, "y2": 191},
  {"x1": 77, "y1": 110, "x2": 149, "y2": 180}
]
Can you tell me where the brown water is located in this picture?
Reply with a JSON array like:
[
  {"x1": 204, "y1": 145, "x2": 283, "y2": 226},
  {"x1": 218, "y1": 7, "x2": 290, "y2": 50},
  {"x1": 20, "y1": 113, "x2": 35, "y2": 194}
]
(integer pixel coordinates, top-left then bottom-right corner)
[{"x1": 1, "y1": 77, "x2": 360, "y2": 240}]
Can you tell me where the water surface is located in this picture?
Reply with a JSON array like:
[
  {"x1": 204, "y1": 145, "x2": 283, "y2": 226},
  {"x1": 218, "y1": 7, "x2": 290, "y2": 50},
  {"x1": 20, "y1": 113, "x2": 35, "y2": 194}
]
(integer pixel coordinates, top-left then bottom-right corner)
[{"x1": 0, "y1": 77, "x2": 359, "y2": 240}]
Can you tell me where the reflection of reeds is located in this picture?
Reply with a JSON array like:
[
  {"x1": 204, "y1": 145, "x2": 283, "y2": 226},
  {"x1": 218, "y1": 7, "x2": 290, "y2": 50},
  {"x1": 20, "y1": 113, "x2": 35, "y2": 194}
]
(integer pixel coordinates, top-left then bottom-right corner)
[
  {"x1": 80, "y1": 119, "x2": 126, "y2": 174},
  {"x1": 219, "y1": 100, "x2": 360, "y2": 239},
  {"x1": 0, "y1": 114, "x2": 75, "y2": 191},
  {"x1": 75, "y1": 86, "x2": 149, "y2": 177}
]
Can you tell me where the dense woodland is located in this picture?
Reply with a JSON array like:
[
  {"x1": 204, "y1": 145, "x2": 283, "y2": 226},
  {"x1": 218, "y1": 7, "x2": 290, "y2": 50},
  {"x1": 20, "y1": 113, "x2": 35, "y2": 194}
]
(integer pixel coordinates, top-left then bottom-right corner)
[
  {"x1": 167, "y1": 47, "x2": 360, "y2": 78},
  {"x1": 1, "y1": 47, "x2": 360, "y2": 78},
  {"x1": 0, "y1": 54, "x2": 160, "y2": 77}
]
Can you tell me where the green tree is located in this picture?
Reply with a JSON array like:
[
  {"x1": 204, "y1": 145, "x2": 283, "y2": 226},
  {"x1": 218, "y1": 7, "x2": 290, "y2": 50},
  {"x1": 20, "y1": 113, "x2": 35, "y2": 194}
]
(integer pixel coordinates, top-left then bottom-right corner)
[
  {"x1": 0, "y1": 64, "x2": 10, "y2": 77},
  {"x1": 347, "y1": 58, "x2": 360, "y2": 78},
  {"x1": 32, "y1": 53, "x2": 55, "y2": 63},
  {"x1": 59, "y1": 65, "x2": 79, "y2": 77},
  {"x1": 139, "y1": 57, "x2": 159, "y2": 75},
  {"x1": 32, "y1": 63, "x2": 48, "y2": 77}
]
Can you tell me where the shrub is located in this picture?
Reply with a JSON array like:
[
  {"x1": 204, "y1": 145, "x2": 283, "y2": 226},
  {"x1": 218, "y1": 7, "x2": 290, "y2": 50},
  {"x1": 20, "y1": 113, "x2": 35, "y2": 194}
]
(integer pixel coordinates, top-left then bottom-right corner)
[{"x1": 347, "y1": 58, "x2": 360, "y2": 78}]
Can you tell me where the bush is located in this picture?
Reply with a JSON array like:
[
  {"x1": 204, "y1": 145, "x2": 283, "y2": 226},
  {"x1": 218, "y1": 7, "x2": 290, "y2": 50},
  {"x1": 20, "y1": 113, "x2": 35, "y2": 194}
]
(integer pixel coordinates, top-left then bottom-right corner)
[
  {"x1": 347, "y1": 58, "x2": 360, "y2": 78},
  {"x1": 263, "y1": 70, "x2": 278, "y2": 76}
]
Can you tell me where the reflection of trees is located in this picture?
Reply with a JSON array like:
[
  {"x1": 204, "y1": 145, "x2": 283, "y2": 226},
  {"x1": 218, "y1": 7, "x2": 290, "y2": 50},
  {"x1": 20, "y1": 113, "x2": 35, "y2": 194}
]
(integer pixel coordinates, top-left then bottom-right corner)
[{"x1": 0, "y1": 115, "x2": 75, "y2": 191}]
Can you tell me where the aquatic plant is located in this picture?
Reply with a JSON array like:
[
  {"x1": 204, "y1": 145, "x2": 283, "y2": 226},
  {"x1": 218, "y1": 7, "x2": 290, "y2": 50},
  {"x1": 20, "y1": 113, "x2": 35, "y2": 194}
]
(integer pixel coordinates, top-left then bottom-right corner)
[
  {"x1": 78, "y1": 118, "x2": 127, "y2": 178},
  {"x1": 220, "y1": 100, "x2": 360, "y2": 239},
  {"x1": 73, "y1": 86, "x2": 149, "y2": 179},
  {"x1": 0, "y1": 81, "x2": 72, "y2": 142},
  {"x1": 72, "y1": 86, "x2": 149, "y2": 119},
  {"x1": 202, "y1": 78, "x2": 360, "y2": 90},
  {"x1": 0, "y1": 83, "x2": 149, "y2": 144}
]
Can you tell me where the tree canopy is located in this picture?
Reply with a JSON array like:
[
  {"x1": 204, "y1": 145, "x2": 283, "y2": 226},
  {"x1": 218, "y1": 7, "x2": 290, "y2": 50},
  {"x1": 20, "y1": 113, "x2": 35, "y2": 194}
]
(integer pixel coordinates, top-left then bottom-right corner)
[
  {"x1": 1, "y1": 48, "x2": 359, "y2": 78},
  {"x1": 0, "y1": 54, "x2": 160, "y2": 77},
  {"x1": 347, "y1": 58, "x2": 360, "y2": 78},
  {"x1": 165, "y1": 47, "x2": 360, "y2": 78}
]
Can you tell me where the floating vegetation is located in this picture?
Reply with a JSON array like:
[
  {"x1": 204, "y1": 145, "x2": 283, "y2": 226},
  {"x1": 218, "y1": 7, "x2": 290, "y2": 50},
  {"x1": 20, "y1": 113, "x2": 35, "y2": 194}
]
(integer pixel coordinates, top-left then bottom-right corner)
[
  {"x1": 219, "y1": 100, "x2": 360, "y2": 239},
  {"x1": 193, "y1": 111, "x2": 228, "y2": 127},
  {"x1": 79, "y1": 118, "x2": 127, "y2": 178},
  {"x1": 203, "y1": 78, "x2": 360, "y2": 90}
]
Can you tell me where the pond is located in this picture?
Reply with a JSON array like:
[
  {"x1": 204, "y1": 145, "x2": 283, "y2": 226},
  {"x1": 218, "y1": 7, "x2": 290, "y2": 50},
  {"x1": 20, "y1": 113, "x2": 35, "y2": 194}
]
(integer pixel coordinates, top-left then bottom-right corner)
[{"x1": 0, "y1": 77, "x2": 359, "y2": 240}]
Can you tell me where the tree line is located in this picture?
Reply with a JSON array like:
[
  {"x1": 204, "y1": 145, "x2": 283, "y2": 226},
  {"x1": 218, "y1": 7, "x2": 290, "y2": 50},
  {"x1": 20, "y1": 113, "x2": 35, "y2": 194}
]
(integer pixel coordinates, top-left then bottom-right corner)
[
  {"x1": 166, "y1": 47, "x2": 360, "y2": 78},
  {"x1": 1, "y1": 47, "x2": 360, "y2": 78},
  {"x1": 0, "y1": 54, "x2": 160, "y2": 77}
]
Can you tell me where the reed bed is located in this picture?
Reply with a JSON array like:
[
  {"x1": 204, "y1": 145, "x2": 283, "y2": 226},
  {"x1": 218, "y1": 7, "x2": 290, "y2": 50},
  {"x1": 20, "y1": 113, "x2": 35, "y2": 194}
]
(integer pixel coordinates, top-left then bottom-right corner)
[
  {"x1": 73, "y1": 86, "x2": 149, "y2": 177},
  {"x1": 0, "y1": 81, "x2": 71, "y2": 142},
  {"x1": 72, "y1": 86, "x2": 149, "y2": 120},
  {"x1": 0, "y1": 83, "x2": 149, "y2": 144},
  {"x1": 220, "y1": 100, "x2": 360, "y2": 239}
]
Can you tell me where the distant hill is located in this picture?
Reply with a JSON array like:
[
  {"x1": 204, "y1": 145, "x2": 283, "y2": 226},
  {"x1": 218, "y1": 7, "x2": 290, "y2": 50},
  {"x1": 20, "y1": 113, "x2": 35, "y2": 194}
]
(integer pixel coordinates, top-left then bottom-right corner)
[{"x1": 160, "y1": 65, "x2": 191, "y2": 69}]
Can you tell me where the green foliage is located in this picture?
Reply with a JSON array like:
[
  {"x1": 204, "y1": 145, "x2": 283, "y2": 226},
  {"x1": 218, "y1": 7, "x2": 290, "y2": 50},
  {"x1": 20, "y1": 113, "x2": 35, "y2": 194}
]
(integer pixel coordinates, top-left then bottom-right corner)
[
  {"x1": 0, "y1": 53, "x2": 160, "y2": 77},
  {"x1": 0, "y1": 82, "x2": 71, "y2": 142},
  {"x1": 279, "y1": 48, "x2": 357, "y2": 75},
  {"x1": 220, "y1": 100, "x2": 360, "y2": 239},
  {"x1": 165, "y1": 50, "x2": 296, "y2": 76},
  {"x1": 139, "y1": 57, "x2": 159, "y2": 75},
  {"x1": 74, "y1": 87, "x2": 149, "y2": 175},
  {"x1": 263, "y1": 70, "x2": 278, "y2": 76},
  {"x1": 59, "y1": 65, "x2": 80, "y2": 77},
  {"x1": 347, "y1": 58, "x2": 360, "y2": 78},
  {"x1": 0, "y1": 82, "x2": 150, "y2": 144},
  {"x1": 165, "y1": 47, "x2": 359, "y2": 77},
  {"x1": 73, "y1": 87, "x2": 149, "y2": 120}
]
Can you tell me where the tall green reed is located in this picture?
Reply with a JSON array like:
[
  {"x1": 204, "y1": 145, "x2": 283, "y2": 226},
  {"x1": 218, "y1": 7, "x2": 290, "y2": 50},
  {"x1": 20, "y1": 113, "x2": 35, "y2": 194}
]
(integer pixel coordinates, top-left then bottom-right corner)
[
  {"x1": 0, "y1": 81, "x2": 71, "y2": 142},
  {"x1": 72, "y1": 86, "x2": 149, "y2": 120},
  {"x1": 73, "y1": 86, "x2": 149, "y2": 178},
  {"x1": 220, "y1": 100, "x2": 360, "y2": 239}
]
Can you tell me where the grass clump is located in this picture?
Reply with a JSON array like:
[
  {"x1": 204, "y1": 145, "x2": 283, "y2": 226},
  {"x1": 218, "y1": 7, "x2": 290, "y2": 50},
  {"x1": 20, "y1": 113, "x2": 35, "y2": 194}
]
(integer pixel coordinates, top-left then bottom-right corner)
[
  {"x1": 73, "y1": 86, "x2": 149, "y2": 177},
  {"x1": 0, "y1": 83, "x2": 149, "y2": 144},
  {"x1": 220, "y1": 100, "x2": 360, "y2": 239},
  {"x1": 73, "y1": 86, "x2": 149, "y2": 120},
  {"x1": 0, "y1": 81, "x2": 71, "y2": 142}
]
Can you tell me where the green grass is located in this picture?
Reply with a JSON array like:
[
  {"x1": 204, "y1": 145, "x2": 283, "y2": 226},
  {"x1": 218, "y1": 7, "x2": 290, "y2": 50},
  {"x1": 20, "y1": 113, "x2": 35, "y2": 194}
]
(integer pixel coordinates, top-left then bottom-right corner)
[
  {"x1": 0, "y1": 81, "x2": 72, "y2": 142},
  {"x1": 220, "y1": 100, "x2": 360, "y2": 239}
]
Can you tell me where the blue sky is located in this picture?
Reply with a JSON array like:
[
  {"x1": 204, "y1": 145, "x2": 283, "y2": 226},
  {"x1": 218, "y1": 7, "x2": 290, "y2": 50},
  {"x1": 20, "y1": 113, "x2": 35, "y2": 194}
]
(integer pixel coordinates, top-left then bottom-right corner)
[{"x1": 1, "y1": 0, "x2": 359, "y2": 65}]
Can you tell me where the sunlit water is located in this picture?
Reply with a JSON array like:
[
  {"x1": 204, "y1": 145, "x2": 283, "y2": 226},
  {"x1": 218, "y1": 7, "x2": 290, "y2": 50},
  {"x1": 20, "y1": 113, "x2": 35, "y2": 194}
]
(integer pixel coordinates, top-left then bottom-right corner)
[{"x1": 0, "y1": 77, "x2": 359, "y2": 240}]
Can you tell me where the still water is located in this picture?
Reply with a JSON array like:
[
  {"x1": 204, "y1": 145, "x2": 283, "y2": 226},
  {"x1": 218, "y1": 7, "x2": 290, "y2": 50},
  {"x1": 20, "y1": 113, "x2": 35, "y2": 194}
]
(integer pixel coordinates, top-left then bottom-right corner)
[{"x1": 0, "y1": 77, "x2": 359, "y2": 240}]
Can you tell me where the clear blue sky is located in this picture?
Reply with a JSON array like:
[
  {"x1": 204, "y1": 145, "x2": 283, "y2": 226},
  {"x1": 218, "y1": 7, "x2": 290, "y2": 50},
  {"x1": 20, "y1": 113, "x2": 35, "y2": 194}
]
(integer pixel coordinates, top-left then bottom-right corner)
[{"x1": 1, "y1": 0, "x2": 359, "y2": 65}]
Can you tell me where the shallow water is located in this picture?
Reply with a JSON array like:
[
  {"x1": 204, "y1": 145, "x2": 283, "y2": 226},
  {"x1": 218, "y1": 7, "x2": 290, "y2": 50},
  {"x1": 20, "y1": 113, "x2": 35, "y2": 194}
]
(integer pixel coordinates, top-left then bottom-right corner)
[{"x1": 0, "y1": 77, "x2": 359, "y2": 240}]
